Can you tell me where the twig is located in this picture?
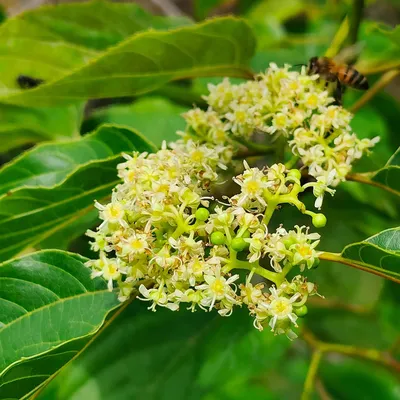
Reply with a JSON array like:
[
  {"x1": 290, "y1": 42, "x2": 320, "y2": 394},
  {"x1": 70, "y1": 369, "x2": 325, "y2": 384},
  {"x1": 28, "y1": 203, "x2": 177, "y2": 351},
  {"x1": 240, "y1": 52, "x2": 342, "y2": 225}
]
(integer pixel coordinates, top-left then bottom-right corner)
[
  {"x1": 307, "y1": 297, "x2": 372, "y2": 316},
  {"x1": 301, "y1": 350, "x2": 323, "y2": 400},
  {"x1": 346, "y1": 172, "x2": 400, "y2": 197},
  {"x1": 319, "y1": 251, "x2": 400, "y2": 284},
  {"x1": 347, "y1": 0, "x2": 365, "y2": 47},
  {"x1": 302, "y1": 327, "x2": 400, "y2": 374},
  {"x1": 315, "y1": 379, "x2": 333, "y2": 400},
  {"x1": 350, "y1": 70, "x2": 400, "y2": 113},
  {"x1": 149, "y1": 0, "x2": 186, "y2": 16}
]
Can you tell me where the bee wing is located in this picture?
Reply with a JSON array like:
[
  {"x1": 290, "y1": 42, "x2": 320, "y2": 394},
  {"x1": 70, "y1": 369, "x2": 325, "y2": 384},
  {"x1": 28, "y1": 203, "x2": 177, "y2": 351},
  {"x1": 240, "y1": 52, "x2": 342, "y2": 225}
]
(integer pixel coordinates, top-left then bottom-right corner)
[{"x1": 333, "y1": 42, "x2": 365, "y2": 64}]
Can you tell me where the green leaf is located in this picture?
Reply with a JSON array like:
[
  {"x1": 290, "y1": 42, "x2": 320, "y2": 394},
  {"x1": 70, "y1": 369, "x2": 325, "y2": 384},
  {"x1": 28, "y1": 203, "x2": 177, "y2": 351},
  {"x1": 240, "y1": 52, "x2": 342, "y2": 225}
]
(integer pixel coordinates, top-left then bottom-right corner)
[
  {"x1": 0, "y1": 0, "x2": 190, "y2": 51},
  {"x1": 83, "y1": 97, "x2": 187, "y2": 147},
  {"x1": 0, "y1": 103, "x2": 84, "y2": 153},
  {"x1": 0, "y1": 125, "x2": 156, "y2": 261},
  {"x1": 369, "y1": 147, "x2": 400, "y2": 196},
  {"x1": 321, "y1": 227, "x2": 400, "y2": 284},
  {"x1": 356, "y1": 22, "x2": 400, "y2": 74},
  {"x1": 34, "y1": 303, "x2": 286, "y2": 400},
  {"x1": 0, "y1": 17, "x2": 255, "y2": 107},
  {"x1": 0, "y1": 1, "x2": 190, "y2": 151},
  {"x1": 0, "y1": 124, "x2": 156, "y2": 196},
  {"x1": 0, "y1": 250, "x2": 120, "y2": 399}
]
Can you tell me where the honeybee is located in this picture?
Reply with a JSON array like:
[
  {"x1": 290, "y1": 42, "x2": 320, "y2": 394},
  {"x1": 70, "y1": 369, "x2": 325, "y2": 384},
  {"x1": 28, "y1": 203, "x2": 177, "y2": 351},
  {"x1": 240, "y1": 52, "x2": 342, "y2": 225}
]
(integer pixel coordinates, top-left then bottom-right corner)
[{"x1": 307, "y1": 56, "x2": 368, "y2": 105}]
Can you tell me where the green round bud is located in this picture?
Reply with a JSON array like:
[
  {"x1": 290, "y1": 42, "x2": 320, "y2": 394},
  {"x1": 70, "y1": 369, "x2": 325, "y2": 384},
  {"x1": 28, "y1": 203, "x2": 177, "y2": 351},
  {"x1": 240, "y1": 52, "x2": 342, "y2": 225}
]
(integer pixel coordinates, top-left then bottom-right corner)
[
  {"x1": 311, "y1": 258, "x2": 320, "y2": 269},
  {"x1": 312, "y1": 213, "x2": 327, "y2": 228},
  {"x1": 288, "y1": 169, "x2": 302, "y2": 180},
  {"x1": 294, "y1": 305, "x2": 308, "y2": 317},
  {"x1": 210, "y1": 231, "x2": 226, "y2": 245},
  {"x1": 282, "y1": 236, "x2": 297, "y2": 249},
  {"x1": 195, "y1": 208, "x2": 210, "y2": 221},
  {"x1": 231, "y1": 237, "x2": 249, "y2": 252},
  {"x1": 242, "y1": 230, "x2": 251, "y2": 239}
]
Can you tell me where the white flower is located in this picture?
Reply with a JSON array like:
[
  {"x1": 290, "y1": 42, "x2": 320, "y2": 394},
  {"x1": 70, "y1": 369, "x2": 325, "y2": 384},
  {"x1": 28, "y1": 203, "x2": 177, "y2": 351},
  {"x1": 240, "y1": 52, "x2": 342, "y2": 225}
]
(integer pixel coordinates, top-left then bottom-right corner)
[
  {"x1": 138, "y1": 284, "x2": 179, "y2": 312},
  {"x1": 196, "y1": 268, "x2": 239, "y2": 311},
  {"x1": 266, "y1": 287, "x2": 300, "y2": 331},
  {"x1": 304, "y1": 169, "x2": 337, "y2": 209}
]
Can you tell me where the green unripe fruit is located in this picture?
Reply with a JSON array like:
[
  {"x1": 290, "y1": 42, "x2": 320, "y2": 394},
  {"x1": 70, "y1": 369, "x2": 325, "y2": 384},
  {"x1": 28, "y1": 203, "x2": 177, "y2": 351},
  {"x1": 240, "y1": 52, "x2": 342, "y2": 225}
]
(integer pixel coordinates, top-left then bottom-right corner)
[
  {"x1": 294, "y1": 305, "x2": 308, "y2": 317},
  {"x1": 211, "y1": 231, "x2": 226, "y2": 245},
  {"x1": 312, "y1": 213, "x2": 327, "y2": 228},
  {"x1": 288, "y1": 169, "x2": 302, "y2": 180},
  {"x1": 282, "y1": 236, "x2": 297, "y2": 249},
  {"x1": 231, "y1": 237, "x2": 249, "y2": 252},
  {"x1": 311, "y1": 258, "x2": 320, "y2": 269},
  {"x1": 242, "y1": 230, "x2": 251, "y2": 239},
  {"x1": 195, "y1": 208, "x2": 210, "y2": 221}
]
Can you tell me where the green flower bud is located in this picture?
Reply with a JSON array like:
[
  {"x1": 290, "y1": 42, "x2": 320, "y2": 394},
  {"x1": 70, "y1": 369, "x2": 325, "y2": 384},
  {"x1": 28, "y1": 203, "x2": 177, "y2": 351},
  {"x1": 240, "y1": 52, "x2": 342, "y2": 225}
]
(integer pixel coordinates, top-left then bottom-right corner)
[
  {"x1": 242, "y1": 230, "x2": 251, "y2": 239},
  {"x1": 195, "y1": 208, "x2": 210, "y2": 221},
  {"x1": 231, "y1": 237, "x2": 249, "y2": 252},
  {"x1": 282, "y1": 236, "x2": 297, "y2": 249},
  {"x1": 311, "y1": 258, "x2": 320, "y2": 269},
  {"x1": 211, "y1": 231, "x2": 226, "y2": 245},
  {"x1": 288, "y1": 169, "x2": 301, "y2": 180},
  {"x1": 312, "y1": 213, "x2": 327, "y2": 228},
  {"x1": 294, "y1": 305, "x2": 308, "y2": 317}
]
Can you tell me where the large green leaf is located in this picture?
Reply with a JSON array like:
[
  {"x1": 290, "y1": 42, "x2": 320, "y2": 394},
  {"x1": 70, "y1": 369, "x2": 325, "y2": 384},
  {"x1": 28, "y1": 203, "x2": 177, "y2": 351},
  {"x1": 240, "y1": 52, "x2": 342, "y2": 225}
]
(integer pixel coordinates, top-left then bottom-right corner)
[
  {"x1": 0, "y1": 1, "x2": 188, "y2": 152},
  {"x1": 0, "y1": 0, "x2": 190, "y2": 88},
  {"x1": 0, "y1": 125, "x2": 156, "y2": 261},
  {"x1": 0, "y1": 16, "x2": 255, "y2": 107},
  {"x1": 83, "y1": 97, "x2": 186, "y2": 147},
  {"x1": 0, "y1": 103, "x2": 83, "y2": 153},
  {"x1": 0, "y1": 1, "x2": 189, "y2": 152},
  {"x1": 321, "y1": 227, "x2": 400, "y2": 284},
  {"x1": 0, "y1": 124, "x2": 156, "y2": 196},
  {"x1": 0, "y1": 0, "x2": 189, "y2": 52},
  {"x1": 0, "y1": 250, "x2": 120, "y2": 399},
  {"x1": 34, "y1": 302, "x2": 288, "y2": 400}
]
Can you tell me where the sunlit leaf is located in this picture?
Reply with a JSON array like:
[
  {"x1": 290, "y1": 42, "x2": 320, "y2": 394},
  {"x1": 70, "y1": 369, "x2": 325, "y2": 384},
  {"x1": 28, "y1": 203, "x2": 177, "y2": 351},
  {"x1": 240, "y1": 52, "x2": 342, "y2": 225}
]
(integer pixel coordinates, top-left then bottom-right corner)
[
  {"x1": 0, "y1": 1, "x2": 188, "y2": 151},
  {"x1": 0, "y1": 250, "x2": 120, "y2": 399},
  {"x1": 0, "y1": 17, "x2": 255, "y2": 107}
]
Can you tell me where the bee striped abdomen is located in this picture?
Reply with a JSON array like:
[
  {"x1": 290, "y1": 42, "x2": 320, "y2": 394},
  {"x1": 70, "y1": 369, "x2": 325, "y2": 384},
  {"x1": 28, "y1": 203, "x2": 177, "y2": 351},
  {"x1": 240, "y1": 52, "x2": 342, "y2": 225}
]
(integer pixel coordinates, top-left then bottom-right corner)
[{"x1": 345, "y1": 68, "x2": 368, "y2": 90}]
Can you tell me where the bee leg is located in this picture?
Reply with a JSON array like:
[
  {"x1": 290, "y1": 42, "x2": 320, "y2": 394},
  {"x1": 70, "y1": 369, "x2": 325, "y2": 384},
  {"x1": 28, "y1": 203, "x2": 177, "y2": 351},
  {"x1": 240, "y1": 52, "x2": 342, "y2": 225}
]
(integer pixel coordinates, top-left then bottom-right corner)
[{"x1": 333, "y1": 79, "x2": 343, "y2": 106}]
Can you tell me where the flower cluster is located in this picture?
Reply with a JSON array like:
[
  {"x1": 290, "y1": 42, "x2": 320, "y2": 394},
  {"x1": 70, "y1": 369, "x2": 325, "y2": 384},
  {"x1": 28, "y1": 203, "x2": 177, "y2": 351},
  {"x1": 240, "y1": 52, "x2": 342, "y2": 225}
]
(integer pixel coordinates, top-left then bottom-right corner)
[
  {"x1": 86, "y1": 65, "x2": 378, "y2": 339},
  {"x1": 181, "y1": 63, "x2": 379, "y2": 185},
  {"x1": 87, "y1": 139, "x2": 322, "y2": 339}
]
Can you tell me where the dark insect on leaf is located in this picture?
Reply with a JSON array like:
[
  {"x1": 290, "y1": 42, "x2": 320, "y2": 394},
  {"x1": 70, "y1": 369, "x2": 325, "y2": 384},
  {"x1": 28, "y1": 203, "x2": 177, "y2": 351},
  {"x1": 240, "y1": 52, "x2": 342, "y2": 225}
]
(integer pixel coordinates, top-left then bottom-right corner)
[{"x1": 17, "y1": 75, "x2": 45, "y2": 89}]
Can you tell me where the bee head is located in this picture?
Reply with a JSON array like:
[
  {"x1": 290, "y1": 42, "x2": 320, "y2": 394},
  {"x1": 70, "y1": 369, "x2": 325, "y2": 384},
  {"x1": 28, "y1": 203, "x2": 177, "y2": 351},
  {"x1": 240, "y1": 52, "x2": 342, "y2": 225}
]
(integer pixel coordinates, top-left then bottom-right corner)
[{"x1": 308, "y1": 57, "x2": 319, "y2": 74}]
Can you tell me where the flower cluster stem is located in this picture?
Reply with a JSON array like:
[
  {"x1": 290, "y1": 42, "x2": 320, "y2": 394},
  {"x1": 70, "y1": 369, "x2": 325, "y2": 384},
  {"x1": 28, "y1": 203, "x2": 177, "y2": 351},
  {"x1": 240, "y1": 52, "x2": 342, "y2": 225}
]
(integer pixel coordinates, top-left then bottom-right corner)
[
  {"x1": 346, "y1": 171, "x2": 400, "y2": 197},
  {"x1": 229, "y1": 258, "x2": 280, "y2": 285},
  {"x1": 319, "y1": 251, "x2": 400, "y2": 284},
  {"x1": 347, "y1": 0, "x2": 365, "y2": 48},
  {"x1": 301, "y1": 327, "x2": 400, "y2": 400},
  {"x1": 301, "y1": 350, "x2": 322, "y2": 400}
]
